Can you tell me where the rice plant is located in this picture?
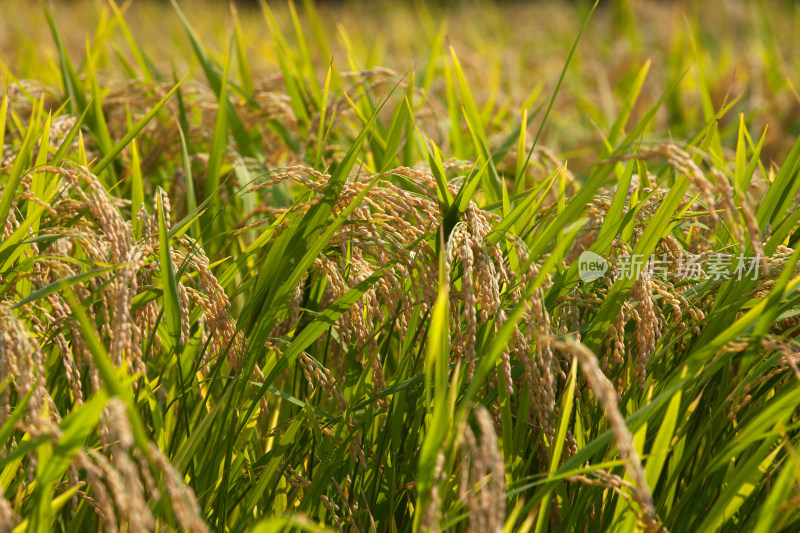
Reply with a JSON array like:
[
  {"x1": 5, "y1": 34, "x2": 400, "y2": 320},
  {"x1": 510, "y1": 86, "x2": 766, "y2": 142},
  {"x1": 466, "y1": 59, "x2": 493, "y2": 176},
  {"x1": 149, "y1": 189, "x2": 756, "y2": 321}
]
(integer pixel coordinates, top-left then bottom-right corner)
[{"x1": 1, "y1": 1, "x2": 800, "y2": 531}]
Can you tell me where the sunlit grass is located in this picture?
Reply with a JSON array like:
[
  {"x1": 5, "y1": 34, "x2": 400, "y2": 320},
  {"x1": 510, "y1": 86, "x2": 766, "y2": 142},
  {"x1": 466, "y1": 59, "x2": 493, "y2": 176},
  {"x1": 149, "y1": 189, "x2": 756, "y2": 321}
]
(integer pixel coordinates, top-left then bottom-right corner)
[{"x1": 1, "y1": 1, "x2": 800, "y2": 532}]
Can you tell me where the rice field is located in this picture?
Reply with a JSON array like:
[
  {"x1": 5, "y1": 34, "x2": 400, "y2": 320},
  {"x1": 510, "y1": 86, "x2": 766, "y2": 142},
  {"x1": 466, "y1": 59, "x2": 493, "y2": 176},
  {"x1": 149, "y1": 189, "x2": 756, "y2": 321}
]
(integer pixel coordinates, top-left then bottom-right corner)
[{"x1": 1, "y1": 0, "x2": 800, "y2": 531}]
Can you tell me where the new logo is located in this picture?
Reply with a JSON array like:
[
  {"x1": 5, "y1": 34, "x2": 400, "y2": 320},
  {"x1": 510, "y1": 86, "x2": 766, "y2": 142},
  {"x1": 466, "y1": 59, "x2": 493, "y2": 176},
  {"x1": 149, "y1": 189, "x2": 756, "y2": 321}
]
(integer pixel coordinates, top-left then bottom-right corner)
[{"x1": 578, "y1": 251, "x2": 608, "y2": 282}]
